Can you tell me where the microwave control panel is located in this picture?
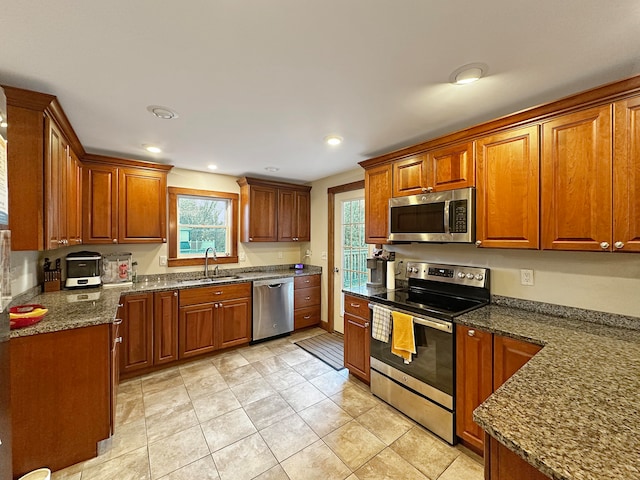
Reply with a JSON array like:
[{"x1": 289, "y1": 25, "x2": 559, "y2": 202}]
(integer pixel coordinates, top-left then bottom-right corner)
[{"x1": 449, "y1": 200, "x2": 467, "y2": 233}]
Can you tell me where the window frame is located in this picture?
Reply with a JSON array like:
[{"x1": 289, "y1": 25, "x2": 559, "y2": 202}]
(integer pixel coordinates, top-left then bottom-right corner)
[{"x1": 168, "y1": 187, "x2": 239, "y2": 267}]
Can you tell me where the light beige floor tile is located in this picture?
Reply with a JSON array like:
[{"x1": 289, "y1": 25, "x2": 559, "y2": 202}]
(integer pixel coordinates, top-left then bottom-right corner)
[
  {"x1": 220, "y1": 363, "x2": 262, "y2": 388},
  {"x1": 83, "y1": 418, "x2": 148, "y2": 468},
  {"x1": 51, "y1": 462, "x2": 83, "y2": 480},
  {"x1": 146, "y1": 401, "x2": 199, "y2": 443},
  {"x1": 117, "y1": 380, "x2": 144, "y2": 403},
  {"x1": 329, "y1": 385, "x2": 379, "y2": 417},
  {"x1": 141, "y1": 368, "x2": 185, "y2": 396},
  {"x1": 263, "y1": 366, "x2": 306, "y2": 391},
  {"x1": 201, "y1": 407, "x2": 257, "y2": 452},
  {"x1": 299, "y1": 398, "x2": 353, "y2": 437},
  {"x1": 116, "y1": 396, "x2": 146, "y2": 427},
  {"x1": 192, "y1": 388, "x2": 241, "y2": 423},
  {"x1": 81, "y1": 445, "x2": 150, "y2": 480},
  {"x1": 390, "y1": 427, "x2": 459, "y2": 480},
  {"x1": 159, "y1": 455, "x2": 220, "y2": 480},
  {"x1": 356, "y1": 404, "x2": 414, "y2": 445},
  {"x1": 231, "y1": 377, "x2": 276, "y2": 405},
  {"x1": 288, "y1": 328, "x2": 326, "y2": 342},
  {"x1": 280, "y1": 440, "x2": 351, "y2": 480},
  {"x1": 354, "y1": 447, "x2": 428, "y2": 480},
  {"x1": 148, "y1": 424, "x2": 210, "y2": 479},
  {"x1": 345, "y1": 475, "x2": 358, "y2": 480},
  {"x1": 323, "y1": 420, "x2": 385, "y2": 470},
  {"x1": 179, "y1": 362, "x2": 221, "y2": 384},
  {"x1": 239, "y1": 344, "x2": 276, "y2": 363},
  {"x1": 253, "y1": 464, "x2": 291, "y2": 480},
  {"x1": 437, "y1": 453, "x2": 484, "y2": 480},
  {"x1": 279, "y1": 381, "x2": 327, "y2": 411},
  {"x1": 212, "y1": 351, "x2": 250, "y2": 372},
  {"x1": 259, "y1": 413, "x2": 320, "y2": 462},
  {"x1": 279, "y1": 348, "x2": 314, "y2": 366},
  {"x1": 291, "y1": 357, "x2": 336, "y2": 379},
  {"x1": 252, "y1": 355, "x2": 291, "y2": 376},
  {"x1": 144, "y1": 384, "x2": 191, "y2": 417},
  {"x1": 244, "y1": 394, "x2": 295, "y2": 430},
  {"x1": 310, "y1": 370, "x2": 351, "y2": 396},
  {"x1": 183, "y1": 371, "x2": 228, "y2": 399},
  {"x1": 212, "y1": 432, "x2": 278, "y2": 480}
]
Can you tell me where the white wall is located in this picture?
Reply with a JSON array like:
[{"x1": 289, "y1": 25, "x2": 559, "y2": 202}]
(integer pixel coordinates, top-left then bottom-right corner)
[{"x1": 10, "y1": 250, "x2": 39, "y2": 297}]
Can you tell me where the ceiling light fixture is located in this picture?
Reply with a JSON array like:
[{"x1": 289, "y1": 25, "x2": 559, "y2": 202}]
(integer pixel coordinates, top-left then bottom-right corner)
[
  {"x1": 146, "y1": 105, "x2": 179, "y2": 120},
  {"x1": 265, "y1": 166, "x2": 279, "y2": 172},
  {"x1": 143, "y1": 144, "x2": 162, "y2": 153},
  {"x1": 207, "y1": 164, "x2": 218, "y2": 170},
  {"x1": 450, "y1": 63, "x2": 488, "y2": 85},
  {"x1": 324, "y1": 135, "x2": 343, "y2": 146}
]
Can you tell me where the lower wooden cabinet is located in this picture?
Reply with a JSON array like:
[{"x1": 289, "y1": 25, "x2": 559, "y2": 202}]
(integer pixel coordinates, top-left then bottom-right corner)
[
  {"x1": 343, "y1": 294, "x2": 370, "y2": 383},
  {"x1": 120, "y1": 293, "x2": 153, "y2": 375},
  {"x1": 456, "y1": 325, "x2": 542, "y2": 456},
  {"x1": 294, "y1": 275, "x2": 321, "y2": 330},
  {"x1": 216, "y1": 297, "x2": 252, "y2": 349},
  {"x1": 111, "y1": 312, "x2": 122, "y2": 435},
  {"x1": 486, "y1": 435, "x2": 551, "y2": 480},
  {"x1": 179, "y1": 303, "x2": 216, "y2": 358},
  {"x1": 154, "y1": 290, "x2": 179, "y2": 365}
]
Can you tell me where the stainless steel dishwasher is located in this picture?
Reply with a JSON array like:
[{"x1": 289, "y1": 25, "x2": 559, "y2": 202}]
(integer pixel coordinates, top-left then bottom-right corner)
[{"x1": 252, "y1": 277, "x2": 294, "y2": 341}]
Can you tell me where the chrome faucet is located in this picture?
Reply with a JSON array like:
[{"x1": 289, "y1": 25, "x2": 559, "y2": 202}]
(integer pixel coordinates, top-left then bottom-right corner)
[{"x1": 204, "y1": 247, "x2": 218, "y2": 277}]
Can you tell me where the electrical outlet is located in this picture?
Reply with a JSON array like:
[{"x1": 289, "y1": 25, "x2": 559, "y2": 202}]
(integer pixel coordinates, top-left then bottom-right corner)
[
  {"x1": 278, "y1": 251, "x2": 283, "y2": 259},
  {"x1": 520, "y1": 269, "x2": 534, "y2": 286},
  {"x1": 239, "y1": 252, "x2": 246, "y2": 262},
  {"x1": 159, "y1": 255, "x2": 167, "y2": 266},
  {"x1": 321, "y1": 251, "x2": 327, "y2": 260}
]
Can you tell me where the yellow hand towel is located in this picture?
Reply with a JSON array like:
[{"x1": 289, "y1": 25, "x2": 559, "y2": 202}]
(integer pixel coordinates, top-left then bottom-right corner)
[{"x1": 391, "y1": 311, "x2": 416, "y2": 363}]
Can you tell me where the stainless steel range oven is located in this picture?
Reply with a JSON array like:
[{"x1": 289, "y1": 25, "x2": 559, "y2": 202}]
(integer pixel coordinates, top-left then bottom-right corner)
[{"x1": 369, "y1": 262, "x2": 490, "y2": 444}]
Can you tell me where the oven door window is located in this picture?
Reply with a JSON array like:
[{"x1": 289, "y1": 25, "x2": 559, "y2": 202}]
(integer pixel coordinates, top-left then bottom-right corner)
[
  {"x1": 371, "y1": 322, "x2": 453, "y2": 397},
  {"x1": 390, "y1": 203, "x2": 445, "y2": 234}
]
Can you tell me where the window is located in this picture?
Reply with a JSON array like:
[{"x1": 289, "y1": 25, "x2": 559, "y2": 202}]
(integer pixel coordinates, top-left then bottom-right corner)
[
  {"x1": 341, "y1": 198, "x2": 369, "y2": 289},
  {"x1": 168, "y1": 187, "x2": 238, "y2": 267}
]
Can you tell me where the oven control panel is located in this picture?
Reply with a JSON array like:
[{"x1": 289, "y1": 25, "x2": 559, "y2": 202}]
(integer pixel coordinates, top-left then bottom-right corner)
[{"x1": 405, "y1": 262, "x2": 488, "y2": 288}]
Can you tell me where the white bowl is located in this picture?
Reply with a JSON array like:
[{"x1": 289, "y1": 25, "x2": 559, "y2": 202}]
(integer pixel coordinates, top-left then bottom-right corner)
[{"x1": 18, "y1": 468, "x2": 51, "y2": 480}]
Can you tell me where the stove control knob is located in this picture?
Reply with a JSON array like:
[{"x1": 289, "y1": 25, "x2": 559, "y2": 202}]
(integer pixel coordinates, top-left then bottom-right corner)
[
  {"x1": 475, "y1": 274, "x2": 484, "y2": 281},
  {"x1": 457, "y1": 272, "x2": 466, "y2": 278},
  {"x1": 411, "y1": 267, "x2": 419, "y2": 274},
  {"x1": 466, "y1": 273, "x2": 475, "y2": 279}
]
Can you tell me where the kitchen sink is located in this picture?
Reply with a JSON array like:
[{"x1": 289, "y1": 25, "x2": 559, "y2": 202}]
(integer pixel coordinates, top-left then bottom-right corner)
[{"x1": 177, "y1": 275, "x2": 241, "y2": 286}]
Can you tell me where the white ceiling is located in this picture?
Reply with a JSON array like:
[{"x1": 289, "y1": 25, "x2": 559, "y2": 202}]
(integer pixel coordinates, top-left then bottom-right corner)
[{"x1": 2, "y1": 1, "x2": 640, "y2": 183}]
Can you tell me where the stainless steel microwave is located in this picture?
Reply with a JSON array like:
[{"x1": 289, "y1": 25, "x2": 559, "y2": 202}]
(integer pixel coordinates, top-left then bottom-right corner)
[{"x1": 388, "y1": 187, "x2": 475, "y2": 243}]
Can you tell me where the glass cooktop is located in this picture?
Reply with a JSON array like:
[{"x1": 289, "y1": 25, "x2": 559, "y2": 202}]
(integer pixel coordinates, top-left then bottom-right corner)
[{"x1": 370, "y1": 288, "x2": 487, "y2": 319}]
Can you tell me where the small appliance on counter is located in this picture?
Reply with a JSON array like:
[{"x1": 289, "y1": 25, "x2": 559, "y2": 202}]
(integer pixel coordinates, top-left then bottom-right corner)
[
  {"x1": 65, "y1": 251, "x2": 101, "y2": 289},
  {"x1": 367, "y1": 249, "x2": 394, "y2": 288},
  {"x1": 101, "y1": 252, "x2": 133, "y2": 287}
]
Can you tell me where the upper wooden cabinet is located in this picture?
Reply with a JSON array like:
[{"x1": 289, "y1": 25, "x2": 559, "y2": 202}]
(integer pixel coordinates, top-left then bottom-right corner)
[
  {"x1": 364, "y1": 163, "x2": 392, "y2": 244},
  {"x1": 392, "y1": 154, "x2": 428, "y2": 197},
  {"x1": 237, "y1": 177, "x2": 311, "y2": 242},
  {"x1": 476, "y1": 126, "x2": 540, "y2": 249},
  {"x1": 83, "y1": 155, "x2": 171, "y2": 245},
  {"x1": 67, "y1": 148, "x2": 83, "y2": 246},
  {"x1": 541, "y1": 105, "x2": 613, "y2": 251}
]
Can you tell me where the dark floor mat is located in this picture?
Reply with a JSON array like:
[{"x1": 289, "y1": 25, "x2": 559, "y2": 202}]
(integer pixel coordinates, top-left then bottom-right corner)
[{"x1": 294, "y1": 332, "x2": 344, "y2": 370}]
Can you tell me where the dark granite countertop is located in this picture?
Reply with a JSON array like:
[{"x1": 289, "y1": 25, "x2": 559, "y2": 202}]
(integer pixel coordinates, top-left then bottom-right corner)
[{"x1": 10, "y1": 266, "x2": 322, "y2": 338}]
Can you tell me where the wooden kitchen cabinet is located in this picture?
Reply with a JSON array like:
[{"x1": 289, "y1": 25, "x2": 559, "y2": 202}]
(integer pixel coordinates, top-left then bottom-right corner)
[
  {"x1": 11, "y1": 325, "x2": 111, "y2": 476},
  {"x1": 392, "y1": 154, "x2": 428, "y2": 197},
  {"x1": 67, "y1": 147, "x2": 83, "y2": 246},
  {"x1": 294, "y1": 275, "x2": 321, "y2": 330},
  {"x1": 476, "y1": 126, "x2": 540, "y2": 249},
  {"x1": 215, "y1": 296, "x2": 252, "y2": 349},
  {"x1": 343, "y1": 294, "x2": 370, "y2": 383},
  {"x1": 83, "y1": 155, "x2": 171, "y2": 245},
  {"x1": 120, "y1": 293, "x2": 154, "y2": 375},
  {"x1": 487, "y1": 435, "x2": 551, "y2": 480},
  {"x1": 45, "y1": 116, "x2": 68, "y2": 250},
  {"x1": 179, "y1": 303, "x2": 216, "y2": 358},
  {"x1": 111, "y1": 313, "x2": 122, "y2": 434},
  {"x1": 153, "y1": 290, "x2": 179, "y2": 365},
  {"x1": 364, "y1": 163, "x2": 392, "y2": 244},
  {"x1": 237, "y1": 177, "x2": 312, "y2": 243},
  {"x1": 456, "y1": 324, "x2": 542, "y2": 456}
]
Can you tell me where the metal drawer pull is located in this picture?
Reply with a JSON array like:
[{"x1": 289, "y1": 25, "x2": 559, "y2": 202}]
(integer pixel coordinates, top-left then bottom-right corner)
[
  {"x1": 468, "y1": 329, "x2": 475, "y2": 337},
  {"x1": 214, "y1": 291, "x2": 222, "y2": 295},
  {"x1": 305, "y1": 296, "x2": 311, "y2": 300},
  {"x1": 304, "y1": 315, "x2": 311, "y2": 319},
  {"x1": 113, "y1": 318, "x2": 123, "y2": 325},
  {"x1": 117, "y1": 303, "x2": 124, "y2": 308},
  {"x1": 116, "y1": 336, "x2": 123, "y2": 343},
  {"x1": 364, "y1": 322, "x2": 370, "y2": 328},
  {"x1": 350, "y1": 303, "x2": 360, "y2": 308}
]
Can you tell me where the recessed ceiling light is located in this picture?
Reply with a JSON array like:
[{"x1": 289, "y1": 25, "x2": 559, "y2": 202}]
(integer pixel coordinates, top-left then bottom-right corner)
[
  {"x1": 324, "y1": 135, "x2": 343, "y2": 146},
  {"x1": 207, "y1": 164, "x2": 218, "y2": 170},
  {"x1": 146, "y1": 105, "x2": 179, "y2": 120},
  {"x1": 450, "y1": 63, "x2": 488, "y2": 85},
  {"x1": 265, "y1": 166, "x2": 279, "y2": 172},
  {"x1": 143, "y1": 144, "x2": 162, "y2": 153}
]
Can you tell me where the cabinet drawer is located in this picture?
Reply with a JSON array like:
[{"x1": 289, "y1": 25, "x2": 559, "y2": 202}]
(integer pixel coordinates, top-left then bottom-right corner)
[
  {"x1": 294, "y1": 274, "x2": 320, "y2": 289},
  {"x1": 344, "y1": 295, "x2": 369, "y2": 319},
  {"x1": 179, "y1": 282, "x2": 251, "y2": 306},
  {"x1": 294, "y1": 286, "x2": 320, "y2": 309},
  {"x1": 294, "y1": 306, "x2": 321, "y2": 330}
]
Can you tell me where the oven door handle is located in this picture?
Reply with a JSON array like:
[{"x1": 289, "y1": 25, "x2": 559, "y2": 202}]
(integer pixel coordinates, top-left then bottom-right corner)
[{"x1": 368, "y1": 303, "x2": 452, "y2": 334}]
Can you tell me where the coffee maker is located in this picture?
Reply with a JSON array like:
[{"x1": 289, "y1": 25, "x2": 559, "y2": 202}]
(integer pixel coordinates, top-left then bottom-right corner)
[{"x1": 366, "y1": 254, "x2": 387, "y2": 287}]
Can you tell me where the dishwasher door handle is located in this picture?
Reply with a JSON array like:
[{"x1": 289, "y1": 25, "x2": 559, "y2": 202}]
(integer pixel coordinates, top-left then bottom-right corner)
[{"x1": 267, "y1": 284, "x2": 283, "y2": 288}]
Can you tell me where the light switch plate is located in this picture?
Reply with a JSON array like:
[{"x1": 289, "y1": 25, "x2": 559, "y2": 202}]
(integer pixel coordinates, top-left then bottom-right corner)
[{"x1": 159, "y1": 255, "x2": 167, "y2": 266}]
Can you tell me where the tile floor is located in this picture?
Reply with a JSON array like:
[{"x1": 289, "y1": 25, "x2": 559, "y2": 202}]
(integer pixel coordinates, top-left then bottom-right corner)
[{"x1": 52, "y1": 328, "x2": 483, "y2": 480}]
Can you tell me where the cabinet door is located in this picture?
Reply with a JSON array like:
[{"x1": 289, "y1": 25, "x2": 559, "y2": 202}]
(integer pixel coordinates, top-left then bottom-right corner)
[
  {"x1": 278, "y1": 189, "x2": 296, "y2": 241},
  {"x1": 110, "y1": 318, "x2": 121, "y2": 434},
  {"x1": 248, "y1": 185, "x2": 278, "y2": 241},
  {"x1": 493, "y1": 335, "x2": 542, "y2": 390},
  {"x1": 118, "y1": 167, "x2": 167, "y2": 243},
  {"x1": 455, "y1": 324, "x2": 493, "y2": 455},
  {"x1": 216, "y1": 297, "x2": 251, "y2": 349},
  {"x1": 476, "y1": 126, "x2": 539, "y2": 249},
  {"x1": 67, "y1": 148, "x2": 83, "y2": 246},
  {"x1": 542, "y1": 105, "x2": 612, "y2": 251},
  {"x1": 44, "y1": 117, "x2": 67, "y2": 250},
  {"x1": 295, "y1": 190, "x2": 311, "y2": 241},
  {"x1": 392, "y1": 154, "x2": 428, "y2": 197},
  {"x1": 613, "y1": 96, "x2": 640, "y2": 252},
  {"x1": 154, "y1": 290, "x2": 179, "y2": 365},
  {"x1": 120, "y1": 293, "x2": 153, "y2": 374},
  {"x1": 365, "y1": 163, "x2": 392, "y2": 244},
  {"x1": 179, "y1": 303, "x2": 216, "y2": 358},
  {"x1": 344, "y1": 313, "x2": 369, "y2": 382},
  {"x1": 427, "y1": 142, "x2": 474, "y2": 191},
  {"x1": 488, "y1": 436, "x2": 551, "y2": 480},
  {"x1": 83, "y1": 163, "x2": 118, "y2": 244}
]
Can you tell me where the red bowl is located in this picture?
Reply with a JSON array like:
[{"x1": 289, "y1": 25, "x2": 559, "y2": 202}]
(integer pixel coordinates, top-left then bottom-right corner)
[{"x1": 9, "y1": 304, "x2": 48, "y2": 330}]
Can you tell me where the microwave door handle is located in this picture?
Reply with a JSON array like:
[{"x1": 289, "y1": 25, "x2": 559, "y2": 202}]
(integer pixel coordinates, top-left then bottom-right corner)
[{"x1": 443, "y1": 200, "x2": 451, "y2": 235}]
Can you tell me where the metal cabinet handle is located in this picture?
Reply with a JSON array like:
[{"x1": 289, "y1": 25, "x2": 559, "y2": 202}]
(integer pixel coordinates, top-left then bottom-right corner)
[
  {"x1": 116, "y1": 336, "x2": 123, "y2": 343},
  {"x1": 78, "y1": 238, "x2": 82, "y2": 244},
  {"x1": 475, "y1": 240, "x2": 482, "y2": 247},
  {"x1": 113, "y1": 239, "x2": 117, "y2": 243},
  {"x1": 350, "y1": 303, "x2": 360, "y2": 308},
  {"x1": 215, "y1": 303, "x2": 219, "y2": 308},
  {"x1": 113, "y1": 318, "x2": 123, "y2": 325},
  {"x1": 364, "y1": 322, "x2": 370, "y2": 328},
  {"x1": 249, "y1": 237, "x2": 253, "y2": 241},
  {"x1": 162, "y1": 238, "x2": 167, "y2": 242},
  {"x1": 214, "y1": 291, "x2": 222, "y2": 295},
  {"x1": 305, "y1": 296, "x2": 311, "y2": 300},
  {"x1": 614, "y1": 241, "x2": 625, "y2": 249},
  {"x1": 305, "y1": 280, "x2": 310, "y2": 283},
  {"x1": 117, "y1": 303, "x2": 124, "y2": 308},
  {"x1": 304, "y1": 315, "x2": 311, "y2": 319},
  {"x1": 468, "y1": 329, "x2": 475, "y2": 337},
  {"x1": 600, "y1": 241, "x2": 610, "y2": 250},
  {"x1": 173, "y1": 291, "x2": 178, "y2": 297}
]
